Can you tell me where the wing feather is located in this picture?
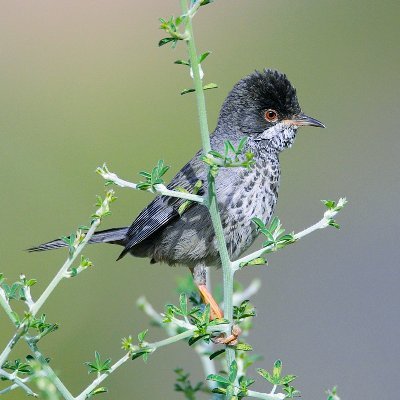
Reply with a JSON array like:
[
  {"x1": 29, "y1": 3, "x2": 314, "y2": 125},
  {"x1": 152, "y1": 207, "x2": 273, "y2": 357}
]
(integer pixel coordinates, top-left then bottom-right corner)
[{"x1": 118, "y1": 152, "x2": 206, "y2": 259}]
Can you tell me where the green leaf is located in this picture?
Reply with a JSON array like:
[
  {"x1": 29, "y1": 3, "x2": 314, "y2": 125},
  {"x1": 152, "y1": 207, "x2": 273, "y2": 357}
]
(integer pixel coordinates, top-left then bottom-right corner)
[
  {"x1": 273, "y1": 359, "x2": 282, "y2": 378},
  {"x1": 131, "y1": 349, "x2": 152, "y2": 361},
  {"x1": 188, "y1": 333, "x2": 209, "y2": 346},
  {"x1": 237, "y1": 136, "x2": 248, "y2": 152},
  {"x1": 137, "y1": 329, "x2": 148, "y2": 344},
  {"x1": 209, "y1": 348, "x2": 225, "y2": 360},
  {"x1": 284, "y1": 384, "x2": 301, "y2": 398},
  {"x1": 203, "y1": 83, "x2": 218, "y2": 91},
  {"x1": 85, "y1": 352, "x2": 111, "y2": 374},
  {"x1": 174, "y1": 59, "x2": 190, "y2": 66},
  {"x1": 228, "y1": 360, "x2": 238, "y2": 383},
  {"x1": 322, "y1": 199, "x2": 336, "y2": 209},
  {"x1": 209, "y1": 150, "x2": 224, "y2": 159},
  {"x1": 257, "y1": 368, "x2": 275, "y2": 384},
  {"x1": 10, "y1": 311, "x2": 20, "y2": 326},
  {"x1": 198, "y1": 51, "x2": 211, "y2": 63},
  {"x1": 158, "y1": 37, "x2": 176, "y2": 47},
  {"x1": 279, "y1": 374, "x2": 297, "y2": 385},
  {"x1": 328, "y1": 219, "x2": 340, "y2": 229},
  {"x1": 225, "y1": 385, "x2": 234, "y2": 399},
  {"x1": 181, "y1": 88, "x2": 195, "y2": 95},
  {"x1": 240, "y1": 257, "x2": 267, "y2": 268},
  {"x1": 252, "y1": 217, "x2": 266, "y2": 230},
  {"x1": 207, "y1": 374, "x2": 230, "y2": 385},
  {"x1": 88, "y1": 387, "x2": 108, "y2": 397},
  {"x1": 269, "y1": 217, "x2": 280, "y2": 233},
  {"x1": 26, "y1": 279, "x2": 37, "y2": 287},
  {"x1": 235, "y1": 342, "x2": 253, "y2": 351},
  {"x1": 179, "y1": 293, "x2": 188, "y2": 315}
]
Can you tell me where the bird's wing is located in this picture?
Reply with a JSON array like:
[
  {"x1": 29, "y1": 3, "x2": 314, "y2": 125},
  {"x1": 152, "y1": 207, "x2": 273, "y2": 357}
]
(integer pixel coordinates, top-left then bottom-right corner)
[{"x1": 118, "y1": 151, "x2": 206, "y2": 259}]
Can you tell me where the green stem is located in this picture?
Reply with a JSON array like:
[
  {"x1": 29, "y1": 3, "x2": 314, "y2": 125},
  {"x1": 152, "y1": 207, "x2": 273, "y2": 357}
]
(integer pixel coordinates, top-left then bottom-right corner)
[
  {"x1": 180, "y1": 0, "x2": 235, "y2": 367},
  {"x1": 231, "y1": 198, "x2": 347, "y2": 270},
  {"x1": 0, "y1": 369, "x2": 37, "y2": 397},
  {"x1": 0, "y1": 325, "x2": 26, "y2": 369},
  {"x1": 247, "y1": 389, "x2": 284, "y2": 400},
  {"x1": 30, "y1": 220, "x2": 100, "y2": 316},
  {"x1": 0, "y1": 290, "x2": 15, "y2": 323},
  {"x1": 28, "y1": 340, "x2": 75, "y2": 400}
]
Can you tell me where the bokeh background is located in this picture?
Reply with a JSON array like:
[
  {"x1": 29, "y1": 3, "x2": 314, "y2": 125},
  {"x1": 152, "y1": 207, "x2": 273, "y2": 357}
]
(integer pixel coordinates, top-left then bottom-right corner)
[{"x1": 1, "y1": 0, "x2": 399, "y2": 399}]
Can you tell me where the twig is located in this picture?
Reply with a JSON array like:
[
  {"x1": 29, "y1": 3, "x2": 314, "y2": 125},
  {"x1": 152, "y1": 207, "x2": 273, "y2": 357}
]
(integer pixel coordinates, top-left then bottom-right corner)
[
  {"x1": 247, "y1": 389, "x2": 285, "y2": 400},
  {"x1": 0, "y1": 369, "x2": 37, "y2": 397},
  {"x1": 231, "y1": 198, "x2": 347, "y2": 271},
  {"x1": 97, "y1": 165, "x2": 204, "y2": 203}
]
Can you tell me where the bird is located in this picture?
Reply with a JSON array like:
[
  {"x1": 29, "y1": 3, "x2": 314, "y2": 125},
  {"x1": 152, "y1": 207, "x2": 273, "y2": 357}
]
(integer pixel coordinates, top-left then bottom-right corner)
[{"x1": 29, "y1": 69, "x2": 325, "y2": 319}]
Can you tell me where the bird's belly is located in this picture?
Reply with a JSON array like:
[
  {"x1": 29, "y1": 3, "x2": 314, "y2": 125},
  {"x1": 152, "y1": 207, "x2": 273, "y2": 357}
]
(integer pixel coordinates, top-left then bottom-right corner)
[{"x1": 221, "y1": 181, "x2": 278, "y2": 260}]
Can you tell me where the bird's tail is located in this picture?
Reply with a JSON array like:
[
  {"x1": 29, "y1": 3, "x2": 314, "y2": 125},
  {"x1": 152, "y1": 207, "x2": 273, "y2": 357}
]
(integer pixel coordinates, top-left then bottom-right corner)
[{"x1": 28, "y1": 227, "x2": 129, "y2": 252}]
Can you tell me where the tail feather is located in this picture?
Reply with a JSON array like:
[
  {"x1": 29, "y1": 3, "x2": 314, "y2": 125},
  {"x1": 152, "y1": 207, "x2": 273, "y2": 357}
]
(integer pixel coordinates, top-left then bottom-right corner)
[{"x1": 28, "y1": 227, "x2": 129, "y2": 252}]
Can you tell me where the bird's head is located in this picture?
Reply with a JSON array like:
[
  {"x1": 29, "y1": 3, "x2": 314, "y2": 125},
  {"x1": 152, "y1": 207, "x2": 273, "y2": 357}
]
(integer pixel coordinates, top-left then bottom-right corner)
[{"x1": 216, "y1": 69, "x2": 325, "y2": 152}]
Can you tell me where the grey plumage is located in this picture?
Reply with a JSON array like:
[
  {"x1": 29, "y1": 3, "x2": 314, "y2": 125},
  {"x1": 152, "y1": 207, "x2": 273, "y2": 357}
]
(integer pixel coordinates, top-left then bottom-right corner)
[{"x1": 30, "y1": 69, "x2": 324, "y2": 278}]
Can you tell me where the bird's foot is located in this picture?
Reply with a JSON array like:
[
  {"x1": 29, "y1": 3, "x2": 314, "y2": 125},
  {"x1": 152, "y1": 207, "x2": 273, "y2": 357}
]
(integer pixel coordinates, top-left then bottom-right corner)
[{"x1": 212, "y1": 325, "x2": 242, "y2": 346}]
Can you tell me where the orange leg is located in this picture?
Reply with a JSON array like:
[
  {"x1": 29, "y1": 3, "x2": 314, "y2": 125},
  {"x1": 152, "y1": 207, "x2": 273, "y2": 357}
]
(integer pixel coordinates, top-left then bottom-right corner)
[
  {"x1": 197, "y1": 283, "x2": 224, "y2": 320},
  {"x1": 191, "y1": 264, "x2": 223, "y2": 320}
]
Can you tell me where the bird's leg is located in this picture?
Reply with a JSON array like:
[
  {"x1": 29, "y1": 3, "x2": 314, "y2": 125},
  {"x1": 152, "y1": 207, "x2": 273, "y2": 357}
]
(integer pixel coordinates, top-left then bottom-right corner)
[{"x1": 190, "y1": 264, "x2": 223, "y2": 320}]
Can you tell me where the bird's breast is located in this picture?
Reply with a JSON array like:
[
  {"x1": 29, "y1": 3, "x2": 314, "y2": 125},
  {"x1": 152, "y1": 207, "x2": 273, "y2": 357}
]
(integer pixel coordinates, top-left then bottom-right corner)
[{"x1": 218, "y1": 155, "x2": 280, "y2": 259}]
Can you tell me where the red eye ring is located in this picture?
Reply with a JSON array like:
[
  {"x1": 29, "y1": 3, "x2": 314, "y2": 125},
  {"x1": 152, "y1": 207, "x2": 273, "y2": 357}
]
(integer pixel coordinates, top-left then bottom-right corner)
[{"x1": 264, "y1": 109, "x2": 278, "y2": 122}]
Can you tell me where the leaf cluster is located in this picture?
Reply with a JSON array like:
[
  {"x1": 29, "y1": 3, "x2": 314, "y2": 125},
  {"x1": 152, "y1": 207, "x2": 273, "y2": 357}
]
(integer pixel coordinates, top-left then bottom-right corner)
[
  {"x1": 189, "y1": 304, "x2": 227, "y2": 346},
  {"x1": 1, "y1": 357, "x2": 34, "y2": 377},
  {"x1": 208, "y1": 360, "x2": 254, "y2": 399},
  {"x1": 159, "y1": 15, "x2": 188, "y2": 48},
  {"x1": 257, "y1": 360, "x2": 300, "y2": 398},
  {"x1": 252, "y1": 216, "x2": 296, "y2": 251},
  {"x1": 67, "y1": 255, "x2": 93, "y2": 278},
  {"x1": 85, "y1": 351, "x2": 111, "y2": 375},
  {"x1": 91, "y1": 190, "x2": 117, "y2": 222},
  {"x1": 233, "y1": 300, "x2": 256, "y2": 322},
  {"x1": 121, "y1": 330, "x2": 153, "y2": 362},
  {"x1": 164, "y1": 293, "x2": 201, "y2": 323},
  {"x1": 136, "y1": 160, "x2": 170, "y2": 191},
  {"x1": 322, "y1": 198, "x2": 347, "y2": 229},
  {"x1": 174, "y1": 367, "x2": 205, "y2": 400},
  {"x1": 202, "y1": 137, "x2": 255, "y2": 177},
  {"x1": 326, "y1": 386, "x2": 340, "y2": 400}
]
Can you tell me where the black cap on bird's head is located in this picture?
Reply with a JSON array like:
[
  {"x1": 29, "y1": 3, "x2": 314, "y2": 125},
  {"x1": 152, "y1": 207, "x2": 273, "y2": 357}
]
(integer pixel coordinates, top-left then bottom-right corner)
[{"x1": 217, "y1": 69, "x2": 324, "y2": 151}]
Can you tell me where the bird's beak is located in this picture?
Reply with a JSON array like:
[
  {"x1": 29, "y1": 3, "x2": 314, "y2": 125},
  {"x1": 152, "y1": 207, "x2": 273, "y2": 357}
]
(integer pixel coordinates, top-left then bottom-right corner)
[{"x1": 288, "y1": 113, "x2": 325, "y2": 128}]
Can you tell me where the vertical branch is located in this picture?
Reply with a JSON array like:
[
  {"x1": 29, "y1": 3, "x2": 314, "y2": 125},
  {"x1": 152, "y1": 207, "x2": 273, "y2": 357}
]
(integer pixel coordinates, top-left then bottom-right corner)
[{"x1": 179, "y1": 0, "x2": 235, "y2": 367}]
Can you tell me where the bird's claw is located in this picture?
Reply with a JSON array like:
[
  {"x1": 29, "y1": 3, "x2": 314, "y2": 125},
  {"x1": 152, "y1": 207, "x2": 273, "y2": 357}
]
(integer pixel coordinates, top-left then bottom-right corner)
[{"x1": 212, "y1": 324, "x2": 242, "y2": 346}]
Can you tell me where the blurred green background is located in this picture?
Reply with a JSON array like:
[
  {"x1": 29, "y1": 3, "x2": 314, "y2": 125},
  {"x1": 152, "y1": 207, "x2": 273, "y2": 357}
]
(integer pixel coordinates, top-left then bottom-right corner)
[{"x1": 1, "y1": 0, "x2": 399, "y2": 398}]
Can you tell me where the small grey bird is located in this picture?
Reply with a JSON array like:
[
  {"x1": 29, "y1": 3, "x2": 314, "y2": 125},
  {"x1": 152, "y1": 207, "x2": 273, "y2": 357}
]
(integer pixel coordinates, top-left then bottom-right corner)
[{"x1": 30, "y1": 69, "x2": 324, "y2": 318}]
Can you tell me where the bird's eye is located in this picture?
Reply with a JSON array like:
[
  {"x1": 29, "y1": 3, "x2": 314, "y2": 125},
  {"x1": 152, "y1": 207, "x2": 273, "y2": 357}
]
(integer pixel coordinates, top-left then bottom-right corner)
[{"x1": 264, "y1": 109, "x2": 278, "y2": 122}]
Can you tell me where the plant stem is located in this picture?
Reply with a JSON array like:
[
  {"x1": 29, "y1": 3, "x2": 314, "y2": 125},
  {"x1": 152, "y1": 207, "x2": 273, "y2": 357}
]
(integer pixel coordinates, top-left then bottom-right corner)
[
  {"x1": 75, "y1": 353, "x2": 131, "y2": 400},
  {"x1": 97, "y1": 166, "x2": 204, "y2": 203},
  {"x1": 247, "y1": 389, "x2": 285, "y2": 400},
  {"x1": 231, "y1": 200, "x2": 346, "y2": 270},
  {"x1": 0, "y1": 325, "x2": 26, "y2": 369},
  {"x1": 180, "y1": 0, "x2": 236, "y2": 368},
  {"x1": 0, "y1": 369, "x2": 37, "y2": 397},
  {"x1": 30, "y1": 220, "x2": 100, "y2": 316},
  {"x1": 28, "y1": 340, "x2": 75, "y2": 400},
  {"x1": 0, "y1": 289, "x2": 15, "y2": 323}
]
